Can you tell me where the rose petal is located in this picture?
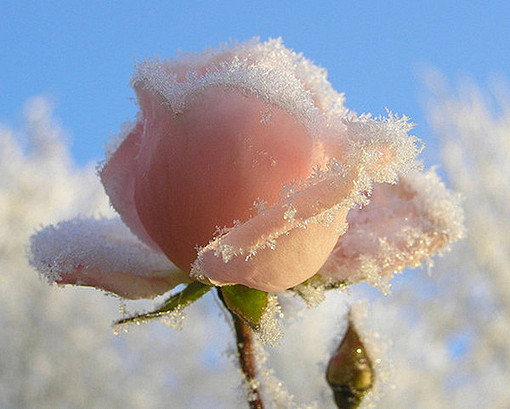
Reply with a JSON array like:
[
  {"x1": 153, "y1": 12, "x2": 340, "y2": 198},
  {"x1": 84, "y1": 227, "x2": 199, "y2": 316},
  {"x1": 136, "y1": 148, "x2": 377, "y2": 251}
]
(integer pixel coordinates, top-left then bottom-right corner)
[
  {"x1": 100, "y1": 119, "x2": 162, "y2": 251},
  {"x1": 192, "y1": 206, "x2": 349, "y2": 292},
  {"x1": 190, "y1": 166, "x2": 357, "y2": 291},
  {"x1": 319, "y1": 169, "x2": 465, "y2": 284},
  {"x1": 132, "y1": 86, "x2": 318, "y2": 272},
  {"x1": 29, "y1": 217, "x2": 190, "y2": 299}
]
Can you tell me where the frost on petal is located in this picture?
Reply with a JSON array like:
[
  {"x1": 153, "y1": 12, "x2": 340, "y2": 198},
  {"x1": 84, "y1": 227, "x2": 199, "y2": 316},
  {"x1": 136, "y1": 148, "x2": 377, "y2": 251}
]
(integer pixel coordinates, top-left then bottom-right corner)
[
  {"x1": 343, "y1": 111, "x2": 423, "y2": 184},
  {"x1": 310, "y1": 111, "x2": 423, "y2": 225},
  {"x1": 99, "y1": 117, "x2": 162, "y2": 251},
  {"x1": 322, "y1": 111, "x2": 423, "y2": 191},
  {"x1": 29, "y1": 217, "x2": 190, "y2": 299},
  {"x1": 131, "y1": 38, "x2": 326, "y2": 134},
  {"x1": 192, "y1": 209, "x2": 348, "y2": 292},
  {"x1": 319, "y1": 169, "x2": 465, "y2": 287},
  {"x1": 153, "y1": 37, "x2": 347, "y2": 116}
]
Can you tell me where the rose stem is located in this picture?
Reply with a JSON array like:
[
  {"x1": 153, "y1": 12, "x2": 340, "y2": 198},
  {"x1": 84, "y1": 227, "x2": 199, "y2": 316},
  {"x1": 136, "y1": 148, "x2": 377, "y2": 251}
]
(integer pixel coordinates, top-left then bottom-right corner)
[
  {"x1": 233, "y1": 315, "x2": 265, "y2": 409},
  {"x1": 218, "y1": 290, "x2": 265, "y2": 409}
]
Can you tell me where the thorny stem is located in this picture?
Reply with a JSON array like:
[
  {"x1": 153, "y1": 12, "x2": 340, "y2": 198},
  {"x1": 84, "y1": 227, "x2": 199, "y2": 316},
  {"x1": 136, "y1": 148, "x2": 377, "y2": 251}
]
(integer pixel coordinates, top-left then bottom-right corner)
[{"x1": 218, "y1": 290, "x2": 265, "y2": 409}]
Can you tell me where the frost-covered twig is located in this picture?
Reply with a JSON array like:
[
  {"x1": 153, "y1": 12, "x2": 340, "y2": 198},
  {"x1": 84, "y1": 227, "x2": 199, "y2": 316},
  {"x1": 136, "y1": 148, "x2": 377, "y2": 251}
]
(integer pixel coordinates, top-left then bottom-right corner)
[{"x1": 233, "y1": 316, "x2": 265, "y2": 409}]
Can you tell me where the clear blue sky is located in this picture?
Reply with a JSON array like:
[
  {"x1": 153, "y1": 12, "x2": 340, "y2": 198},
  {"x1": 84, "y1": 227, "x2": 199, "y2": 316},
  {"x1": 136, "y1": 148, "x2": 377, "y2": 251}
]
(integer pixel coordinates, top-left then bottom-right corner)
[{"x1": 2, "y1": 1, "x2": 509, "y2": 166}]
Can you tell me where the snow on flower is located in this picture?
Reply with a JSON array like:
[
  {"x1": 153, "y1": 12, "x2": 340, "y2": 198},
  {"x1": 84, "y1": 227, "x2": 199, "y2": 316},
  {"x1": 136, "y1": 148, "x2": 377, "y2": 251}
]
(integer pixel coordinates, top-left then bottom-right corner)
[{"x1": 29, "y1": 38, "x2": 464, "y2": 298}]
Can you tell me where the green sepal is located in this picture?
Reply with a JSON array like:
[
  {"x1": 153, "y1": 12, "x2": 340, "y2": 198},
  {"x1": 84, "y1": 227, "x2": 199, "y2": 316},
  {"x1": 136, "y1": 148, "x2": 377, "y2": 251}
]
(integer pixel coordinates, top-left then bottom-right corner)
[
  {"x1": 115, "y1": 282, "x2": 211, "y2": 326},
  {"x1": 219, "y1": 285, "x2": 269, "y2": 328}
]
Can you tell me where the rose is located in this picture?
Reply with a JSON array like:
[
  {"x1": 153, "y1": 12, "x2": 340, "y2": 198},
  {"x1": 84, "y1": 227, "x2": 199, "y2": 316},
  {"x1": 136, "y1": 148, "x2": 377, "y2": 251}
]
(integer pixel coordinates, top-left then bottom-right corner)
[{"x1": 29, "y1": 38, "x2": 464, "y2": 299}]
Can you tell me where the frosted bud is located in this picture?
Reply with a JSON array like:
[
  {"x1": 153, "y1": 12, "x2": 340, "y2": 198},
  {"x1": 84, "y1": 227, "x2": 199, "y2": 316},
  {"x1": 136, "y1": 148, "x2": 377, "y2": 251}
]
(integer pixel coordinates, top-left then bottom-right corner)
[{"x1": 326, "y1": 319, "x2": 374, "y2": 409}]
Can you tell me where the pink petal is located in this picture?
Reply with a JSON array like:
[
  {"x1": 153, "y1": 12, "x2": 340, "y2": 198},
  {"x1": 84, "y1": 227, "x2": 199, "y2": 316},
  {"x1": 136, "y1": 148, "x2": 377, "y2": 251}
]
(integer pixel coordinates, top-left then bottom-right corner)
[
  {"x1": 132, "y1": 86, "x2": 318, "y2": 273},
  {"x1": 192, "y1": 201, "x2": 349, "y2": 292},
  {"x1": 100, "y1": 119, "x2": 162, "y2": 251},
  {"x1": 319, "y1": 169, "x2": 465, "y2": 284},
  {"x1": 191, "y1": 163, "x2": 359, "y2": 291},
  {"x1": 29, "y1": 218, "x2": 190, "y2": 299}
]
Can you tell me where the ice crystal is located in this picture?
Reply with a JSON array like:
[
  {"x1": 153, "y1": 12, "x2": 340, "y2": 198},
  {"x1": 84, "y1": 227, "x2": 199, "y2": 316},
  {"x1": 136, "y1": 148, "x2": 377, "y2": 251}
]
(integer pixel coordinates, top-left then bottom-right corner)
[
  {"x1": 253, "y1": 198, "x2": 268, "y2": 215},
  {"x1": 255, "y1": 294, "x2": 284, "y2": 346}
]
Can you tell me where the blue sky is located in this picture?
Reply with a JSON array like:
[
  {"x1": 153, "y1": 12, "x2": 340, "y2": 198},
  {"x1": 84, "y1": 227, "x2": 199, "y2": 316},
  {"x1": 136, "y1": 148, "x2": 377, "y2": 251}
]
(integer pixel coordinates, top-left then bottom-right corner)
[{"x1": 1, "y1": 1, "x2": 509, "y2": 166}]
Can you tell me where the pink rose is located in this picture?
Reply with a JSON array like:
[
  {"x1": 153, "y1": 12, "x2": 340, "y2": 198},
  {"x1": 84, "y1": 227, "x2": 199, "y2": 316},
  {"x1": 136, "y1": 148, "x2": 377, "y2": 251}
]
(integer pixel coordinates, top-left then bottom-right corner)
[{"x1": 29, "y1": 38, "x2": 464, "y2": 299}]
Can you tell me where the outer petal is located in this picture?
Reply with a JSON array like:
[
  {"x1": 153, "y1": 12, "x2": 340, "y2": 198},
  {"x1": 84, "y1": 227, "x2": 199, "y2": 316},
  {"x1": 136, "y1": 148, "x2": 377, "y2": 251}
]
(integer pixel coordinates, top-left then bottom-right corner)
[
  {"x1": 133, "y1": 86, "x2": 318, "y2": 272},
  {"x1": 29, "y1": 218, "x2": 190, "y2": 299},
  {"x1": 100, "y1": 119, "x2": 162, "y2": 251},
  {"x1": 192, "y1": 207, "x2": 349, "y2": 292},
  {"x1": 319, "y1": 169, "x2": 465, "y2": 284},
  {"x1": 190, "y1": 163, "x2": 360, "y2": 291}
]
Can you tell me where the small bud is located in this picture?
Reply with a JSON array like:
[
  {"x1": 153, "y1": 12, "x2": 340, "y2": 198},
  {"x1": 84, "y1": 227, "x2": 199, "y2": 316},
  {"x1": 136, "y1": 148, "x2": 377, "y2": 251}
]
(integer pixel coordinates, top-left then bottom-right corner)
[{"x1": 326, "y1": 319, "x2": 374, "y2": 409}]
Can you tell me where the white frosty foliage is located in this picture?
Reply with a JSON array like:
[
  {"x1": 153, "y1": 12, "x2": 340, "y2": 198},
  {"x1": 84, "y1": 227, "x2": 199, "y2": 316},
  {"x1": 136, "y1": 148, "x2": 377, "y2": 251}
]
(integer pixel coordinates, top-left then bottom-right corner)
[
  {"x1": 405, "y1": 74, "x2": 510, "y2": 408},
  {"x1": 30, "y1": 217, "x2": 173, "y2": 284},
  {"x1": 252, "y1": 339, "x2": 319, "y2": 409},
  {"x1": 354, "y1": 74, "x2": 510, "y2": 409}
]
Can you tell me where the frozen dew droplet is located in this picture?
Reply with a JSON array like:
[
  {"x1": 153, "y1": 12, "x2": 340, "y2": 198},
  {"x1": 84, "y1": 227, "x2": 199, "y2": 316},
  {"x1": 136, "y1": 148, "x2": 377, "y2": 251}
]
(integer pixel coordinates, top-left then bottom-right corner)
[
  {"x1": 283, "y1": 203, "x2": 297, "y2": 221},
  {"x1": 253, "y1": 197, "x2": 268, "y2": 215}
]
